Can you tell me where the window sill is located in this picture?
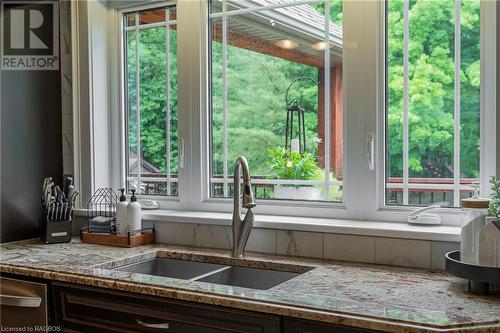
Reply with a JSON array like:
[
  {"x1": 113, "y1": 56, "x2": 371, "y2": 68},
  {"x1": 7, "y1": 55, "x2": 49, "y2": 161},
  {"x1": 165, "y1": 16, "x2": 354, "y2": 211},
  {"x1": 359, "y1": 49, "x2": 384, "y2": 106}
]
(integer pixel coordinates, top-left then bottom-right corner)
[{"x1": 75, "y1": 209, "x2": 460, "y2": 242}]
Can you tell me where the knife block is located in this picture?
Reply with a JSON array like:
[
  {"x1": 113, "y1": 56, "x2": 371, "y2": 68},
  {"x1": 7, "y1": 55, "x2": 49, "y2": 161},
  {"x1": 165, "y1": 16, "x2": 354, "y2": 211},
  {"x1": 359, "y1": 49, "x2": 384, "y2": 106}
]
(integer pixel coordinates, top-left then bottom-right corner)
[{"x1": 40, "y1": 205, "x2": 72, "y2": 244}]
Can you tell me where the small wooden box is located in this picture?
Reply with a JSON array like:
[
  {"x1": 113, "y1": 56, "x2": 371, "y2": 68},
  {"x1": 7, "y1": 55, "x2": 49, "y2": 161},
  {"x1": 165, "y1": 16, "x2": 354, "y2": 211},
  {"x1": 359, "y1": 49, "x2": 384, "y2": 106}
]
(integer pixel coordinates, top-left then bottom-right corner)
[{"x1": 80, "y1": 227, "x2": 155, "y2": 248}]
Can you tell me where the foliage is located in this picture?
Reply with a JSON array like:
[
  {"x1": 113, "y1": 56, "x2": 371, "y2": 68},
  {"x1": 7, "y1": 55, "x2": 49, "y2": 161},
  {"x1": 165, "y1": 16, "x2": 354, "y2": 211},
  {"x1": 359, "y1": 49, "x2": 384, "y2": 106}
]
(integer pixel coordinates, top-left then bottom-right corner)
[
  {"x1": 267, "y1": 147, "x2": 321, "y2": 181},
  {"x1": 488, "y1": 177, "x2": 500, "y2": 219},
  {"x1": 211, "y1": 42, "x2": 319, "y2": 176},
  {"x1": 387, "y1": 0, "x2": 480, "y2": 178},
  {"x1": 310, "y1": 169, "x2": 343, "y2": 202},
  {"x1": 127, "y1": 27, "x2": 178, "y2": 175},
  {"x1": 128, "y1": 0, "x2": 481, "y2": 198}
]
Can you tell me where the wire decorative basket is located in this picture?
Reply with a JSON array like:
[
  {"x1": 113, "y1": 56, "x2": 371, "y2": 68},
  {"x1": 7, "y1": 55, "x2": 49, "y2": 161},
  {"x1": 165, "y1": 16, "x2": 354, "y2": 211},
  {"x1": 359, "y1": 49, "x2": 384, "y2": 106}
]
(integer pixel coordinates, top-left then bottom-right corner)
[{"x1": 86, "y1": 188, "x2": 118, "y2": 234}]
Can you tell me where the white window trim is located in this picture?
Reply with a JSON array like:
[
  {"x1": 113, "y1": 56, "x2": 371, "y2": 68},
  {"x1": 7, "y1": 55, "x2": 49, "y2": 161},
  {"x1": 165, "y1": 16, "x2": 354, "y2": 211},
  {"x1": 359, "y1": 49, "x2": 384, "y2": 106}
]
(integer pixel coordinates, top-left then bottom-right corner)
[
  {"x1": 194, "y1": 0, "x2": 355, "y2": 219},
  {"x1": 365, "y1": 0, "x2": 497, "y2": 225},
  {"x1": 72, "y1": 0, "x2": 496, "y2": 230},
  {"x1": 120, "y1": 3, "x2": 178, "y2": 198},
  {"x1": 117, "y1": 1, "x2": 182, "y2": 209}
]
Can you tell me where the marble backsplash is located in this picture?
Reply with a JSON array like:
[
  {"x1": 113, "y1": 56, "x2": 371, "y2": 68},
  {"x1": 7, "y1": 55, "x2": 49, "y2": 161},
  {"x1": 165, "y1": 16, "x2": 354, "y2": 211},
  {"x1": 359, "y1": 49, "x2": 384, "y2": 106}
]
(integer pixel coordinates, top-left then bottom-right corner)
[{"x1": 73, "y1": 216, "x2": 458, "y2": 270}]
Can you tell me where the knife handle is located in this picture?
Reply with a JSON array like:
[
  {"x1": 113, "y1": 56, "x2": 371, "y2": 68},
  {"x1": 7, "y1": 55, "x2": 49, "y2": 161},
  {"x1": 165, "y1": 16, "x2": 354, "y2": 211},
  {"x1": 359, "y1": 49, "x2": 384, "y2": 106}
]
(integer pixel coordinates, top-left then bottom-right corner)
[{"x1": 63, "y1": 176, "x2": 73, "y2": 199}]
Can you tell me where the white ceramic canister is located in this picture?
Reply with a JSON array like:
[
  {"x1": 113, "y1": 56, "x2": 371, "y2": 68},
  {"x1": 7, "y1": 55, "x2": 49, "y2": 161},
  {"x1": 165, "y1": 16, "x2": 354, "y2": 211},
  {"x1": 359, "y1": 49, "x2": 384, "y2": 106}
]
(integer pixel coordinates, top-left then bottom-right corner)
[{"x1": 460, "y1": 196, "x2": 489, "y2": 264}]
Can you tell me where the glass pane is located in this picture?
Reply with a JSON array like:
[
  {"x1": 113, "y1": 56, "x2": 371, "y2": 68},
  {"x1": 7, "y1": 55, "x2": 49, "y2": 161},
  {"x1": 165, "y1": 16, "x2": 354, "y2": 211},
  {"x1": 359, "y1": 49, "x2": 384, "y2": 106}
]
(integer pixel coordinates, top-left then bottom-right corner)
[
  {"x1": 169, "y1": 23, "x2": 179, "y2": 188},
  {"x1": 209, "y1": 0, "x2": 343, "y2": 202},
  {"x1": 126, "y1": 30, "x2": 137, "y2": 181},
  {"x1": 210, "y1": 17, "x2": 224, "y2": 193},
  {"x1": 140, "y1": 8, "x2": 166, "y2": 25},
  {"x1": 126, "y1": 13, "x2": 135, "y2": 27},
  {"x1": 385, "y1": 0, "x2": 480, "y2": 207},
  {"x1": 460, "y1": 0, "x2": 480, "y2": 199},
  {"x1": 408, "y1": 0, "x2": 455, "y2": 208},
  {"x1": 125, "y1": 7, "x2": 178, "y2": 196},
  {"x1": 385, "y1": 0, "x2": 404, "y2": 205},
  {"x1": 139, "y1": 26, "x2": 167, "y2": 194},
  {"x1": 169, "y1": 7, "x2": 177, "y2": 22}
]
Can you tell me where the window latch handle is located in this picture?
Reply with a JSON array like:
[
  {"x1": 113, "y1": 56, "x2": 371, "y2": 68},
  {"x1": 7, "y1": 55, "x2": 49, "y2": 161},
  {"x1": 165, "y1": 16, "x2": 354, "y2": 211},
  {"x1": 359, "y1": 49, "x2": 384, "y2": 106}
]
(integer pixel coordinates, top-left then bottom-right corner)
[{"x1": 367, "y1": 132, "x2": 375, "y2": 170}]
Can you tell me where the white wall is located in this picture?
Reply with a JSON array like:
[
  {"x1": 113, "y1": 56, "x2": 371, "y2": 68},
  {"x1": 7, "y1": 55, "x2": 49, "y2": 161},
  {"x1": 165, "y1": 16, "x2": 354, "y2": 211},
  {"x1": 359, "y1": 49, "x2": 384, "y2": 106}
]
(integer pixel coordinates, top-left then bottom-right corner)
[
  {"x1": 497, "y1": 1, "x2": 500, "y2": 178},
  {"x1": 71, "y1": 0, "x2": 119, "y2": 205}
]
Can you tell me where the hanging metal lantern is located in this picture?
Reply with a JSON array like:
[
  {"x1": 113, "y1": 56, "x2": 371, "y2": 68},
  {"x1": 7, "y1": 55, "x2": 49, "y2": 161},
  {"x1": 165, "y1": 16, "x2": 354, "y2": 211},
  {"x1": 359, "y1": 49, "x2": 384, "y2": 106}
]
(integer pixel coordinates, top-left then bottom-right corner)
[{"x1": 284, "y1": 76, "x2": 318, "y2": 154}]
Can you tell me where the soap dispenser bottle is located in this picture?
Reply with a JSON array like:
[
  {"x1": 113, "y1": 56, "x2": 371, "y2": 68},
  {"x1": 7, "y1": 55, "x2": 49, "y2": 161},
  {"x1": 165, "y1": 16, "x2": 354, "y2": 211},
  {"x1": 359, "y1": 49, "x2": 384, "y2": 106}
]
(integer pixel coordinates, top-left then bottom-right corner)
[
  {"x1": 127, "y1": 189, "x2": 141, "y2": 235},
  {"x1": 116, "y1": 189, "x2": 128, "y2": 235}
]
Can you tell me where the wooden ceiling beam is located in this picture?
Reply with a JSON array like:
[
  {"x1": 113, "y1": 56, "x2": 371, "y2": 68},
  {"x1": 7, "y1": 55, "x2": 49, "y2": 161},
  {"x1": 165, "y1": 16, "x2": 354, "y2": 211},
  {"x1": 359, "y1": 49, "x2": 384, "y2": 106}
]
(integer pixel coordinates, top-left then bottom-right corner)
[{"x1": 211, "y1": 26, "x2": 324, "y2": 68}]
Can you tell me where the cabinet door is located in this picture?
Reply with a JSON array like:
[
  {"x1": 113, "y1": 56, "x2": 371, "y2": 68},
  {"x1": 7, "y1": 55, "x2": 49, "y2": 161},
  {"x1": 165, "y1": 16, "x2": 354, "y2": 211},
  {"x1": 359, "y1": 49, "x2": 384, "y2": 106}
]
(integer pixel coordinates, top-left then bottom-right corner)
[
  {"x1": 0, "y1": 277, "x2": 48, "y2": 329},
  {"x1": 283, "y1": 318, "x2": 381, "y2": 333},
  {"x1": 53, "y1": 282, "x2": 280, "y2": 333}
]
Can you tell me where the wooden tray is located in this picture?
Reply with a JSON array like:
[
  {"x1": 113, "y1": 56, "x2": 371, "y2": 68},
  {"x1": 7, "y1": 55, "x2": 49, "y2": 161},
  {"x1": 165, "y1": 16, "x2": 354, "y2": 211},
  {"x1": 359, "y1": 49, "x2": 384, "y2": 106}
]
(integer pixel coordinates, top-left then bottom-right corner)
[{"x1": 80, "y1": 227, "x2": 155, "y2": 248}]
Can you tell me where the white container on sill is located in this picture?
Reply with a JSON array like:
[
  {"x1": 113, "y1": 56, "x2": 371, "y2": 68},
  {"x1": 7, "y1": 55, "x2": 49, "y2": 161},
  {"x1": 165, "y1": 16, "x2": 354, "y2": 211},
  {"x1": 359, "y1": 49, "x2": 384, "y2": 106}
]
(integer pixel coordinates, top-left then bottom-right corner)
[
  {"x1": 460, "y1": 191, "x2": 489, "y2": 265},
  {"x1": 274, "y1": 185, "x2": 321, "y2": 201},
  {"x1": 127, "y1": 189, "x2": 141, "y2": 235},
  {"x1": 115, "y1": 188, "x2": 128, "y2": 235}
]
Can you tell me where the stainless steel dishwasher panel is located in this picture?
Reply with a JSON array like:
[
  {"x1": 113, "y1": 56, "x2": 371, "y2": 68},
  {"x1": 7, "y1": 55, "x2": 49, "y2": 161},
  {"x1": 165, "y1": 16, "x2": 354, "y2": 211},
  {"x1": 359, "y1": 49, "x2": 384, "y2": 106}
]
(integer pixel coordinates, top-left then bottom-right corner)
[{"x1": 0, "y1": 277, "x2": 48, "y2": 329}]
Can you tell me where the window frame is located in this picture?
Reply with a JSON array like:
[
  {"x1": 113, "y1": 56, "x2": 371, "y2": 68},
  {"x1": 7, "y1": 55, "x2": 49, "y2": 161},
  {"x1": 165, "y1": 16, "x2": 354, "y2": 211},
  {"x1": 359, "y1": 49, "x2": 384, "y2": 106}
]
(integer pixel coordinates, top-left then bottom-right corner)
[
  {"x1": 199, "y1": 0, "x2": 355, "y2": 219},
  {"x1": 109, "y1": 0, "x2": 496, "y2": 225},
  {"x1": 123, "y1": 4, "x2": 179, "y2": 198},
  {"x1": 366, "y1": 0, "x2": 497, "y2": 225},
  {"x1": 117, "y1": 1, "x2": 181, "y2": 209}
]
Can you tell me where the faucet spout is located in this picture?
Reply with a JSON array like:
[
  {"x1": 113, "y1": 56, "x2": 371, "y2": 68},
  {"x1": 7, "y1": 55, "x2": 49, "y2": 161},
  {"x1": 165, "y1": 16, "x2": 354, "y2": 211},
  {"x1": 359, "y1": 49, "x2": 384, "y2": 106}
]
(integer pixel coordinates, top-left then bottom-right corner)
[{"x1": 232, "y1": 156, "x2": 256, "y2": 258}]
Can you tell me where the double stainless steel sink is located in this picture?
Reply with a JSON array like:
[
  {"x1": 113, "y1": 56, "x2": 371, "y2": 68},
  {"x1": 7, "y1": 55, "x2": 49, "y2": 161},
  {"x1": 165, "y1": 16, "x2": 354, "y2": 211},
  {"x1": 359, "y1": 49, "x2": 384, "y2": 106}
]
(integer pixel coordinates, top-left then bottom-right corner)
[{"x1": 115, "y1": 257, "x2": 306, "y2": 290}]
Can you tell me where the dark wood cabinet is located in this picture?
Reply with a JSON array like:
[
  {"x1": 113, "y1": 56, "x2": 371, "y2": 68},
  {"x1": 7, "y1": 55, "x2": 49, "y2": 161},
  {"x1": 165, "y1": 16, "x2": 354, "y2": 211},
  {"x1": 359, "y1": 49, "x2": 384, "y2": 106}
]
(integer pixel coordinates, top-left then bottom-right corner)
[
  {"x1": 41, "y1": 279, "x2": 382, "y2": 333},
  {"x1": 52, "y1": 282, "x2": 281, "y2": 333}
]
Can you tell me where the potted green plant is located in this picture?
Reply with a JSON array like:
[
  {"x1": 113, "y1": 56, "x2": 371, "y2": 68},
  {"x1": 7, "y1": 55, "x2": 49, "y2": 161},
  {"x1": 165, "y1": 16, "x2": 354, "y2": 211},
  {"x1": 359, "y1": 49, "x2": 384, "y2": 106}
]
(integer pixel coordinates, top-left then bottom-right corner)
[{"x1": 266, "y1": 147, "x2": 322, "y2": 200}]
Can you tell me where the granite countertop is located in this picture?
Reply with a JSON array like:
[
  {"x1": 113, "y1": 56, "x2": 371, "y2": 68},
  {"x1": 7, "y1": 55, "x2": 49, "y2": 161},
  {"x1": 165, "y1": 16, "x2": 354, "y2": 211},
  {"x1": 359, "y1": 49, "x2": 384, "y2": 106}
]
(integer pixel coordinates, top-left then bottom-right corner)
[{"x1": 1, "y1": 238, "x2": 499, "y2": 333}]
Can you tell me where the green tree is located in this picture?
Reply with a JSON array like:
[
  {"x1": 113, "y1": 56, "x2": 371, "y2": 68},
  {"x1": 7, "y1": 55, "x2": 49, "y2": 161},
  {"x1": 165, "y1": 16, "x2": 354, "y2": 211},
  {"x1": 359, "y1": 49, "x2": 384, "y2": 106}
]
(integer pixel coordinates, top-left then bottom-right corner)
[
  {"x1": 128, "y1": 27, "x2": 178, "y2": 175},
  {"x1": 387, "y1": 0, "x2": 480, "y2": 179},
  {"x1": 128, "y1": 0, "x2": 480, "y2": 194},
  {"x1": 211, "y1": 41, "x2": 319, "y2": 176}
]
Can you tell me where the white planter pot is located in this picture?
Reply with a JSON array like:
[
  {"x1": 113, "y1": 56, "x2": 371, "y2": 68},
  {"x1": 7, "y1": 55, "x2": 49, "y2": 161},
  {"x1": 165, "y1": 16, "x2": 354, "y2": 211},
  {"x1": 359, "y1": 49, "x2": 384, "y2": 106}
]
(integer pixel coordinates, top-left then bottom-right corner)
[{"x1": 274, "y1": 185, "x2": 321, "y2": 200}]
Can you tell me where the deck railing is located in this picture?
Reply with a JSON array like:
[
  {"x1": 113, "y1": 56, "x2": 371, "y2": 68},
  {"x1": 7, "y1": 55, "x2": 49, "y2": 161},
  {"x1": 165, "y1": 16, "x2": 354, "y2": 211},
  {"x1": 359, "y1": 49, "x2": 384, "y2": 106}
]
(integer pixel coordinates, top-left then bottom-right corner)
[{"x1": 128, "y1": 174, "x2": 477, "y2": 206}]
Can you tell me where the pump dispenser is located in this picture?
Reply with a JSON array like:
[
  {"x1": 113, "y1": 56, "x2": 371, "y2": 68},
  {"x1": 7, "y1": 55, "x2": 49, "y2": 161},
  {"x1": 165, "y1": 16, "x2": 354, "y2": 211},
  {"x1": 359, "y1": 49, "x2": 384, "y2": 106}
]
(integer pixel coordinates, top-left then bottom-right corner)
[
  {"x1": 116, "y1": 189, "x2": 128, "y2": 235},
  {"x1": 127, "y1": 189, "x2": 141, "y2": 235}
]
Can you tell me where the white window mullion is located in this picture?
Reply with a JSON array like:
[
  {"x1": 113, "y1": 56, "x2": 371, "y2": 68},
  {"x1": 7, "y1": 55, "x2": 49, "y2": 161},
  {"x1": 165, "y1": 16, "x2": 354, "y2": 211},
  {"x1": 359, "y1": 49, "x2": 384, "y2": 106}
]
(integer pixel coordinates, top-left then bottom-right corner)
[
  {"x1": 453, "y1": 0, "x2": 461, "y2": 207},
  {"x1": 222, "y1": 0, "x2": 229, "y2": 197},
  {"x1": 165, "y1": 8, "x2": 172, "y2": 196},
  {"x1": 402, "y1": 0, "x2": 410, "y2": 205},
  {"x1": 479, "y1": 0, "x2": 497, "y2": 197},
  {"x1": 324, "y1": 0, "x2": 331, "y2": 199},
  {"x1": 134, "y1": 12, "x2": 142, "y2": 193}
]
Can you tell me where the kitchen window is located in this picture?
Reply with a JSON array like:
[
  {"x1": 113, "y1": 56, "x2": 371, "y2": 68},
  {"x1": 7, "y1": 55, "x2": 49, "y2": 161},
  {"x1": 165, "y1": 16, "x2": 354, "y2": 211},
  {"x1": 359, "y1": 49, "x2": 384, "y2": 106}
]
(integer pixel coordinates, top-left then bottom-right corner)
[
  {"x1": 108, "y1": 0, "x2": 496, "y2": 223},
  {"x1": 124, "y1": 5, "x2": 178, "y2": 196},
  {"x1": 385, "y1": 0, "x2": 481, "y2": 208},
  {"x1": 208, "y1": 0, "x2": 344, "y2": 203}
]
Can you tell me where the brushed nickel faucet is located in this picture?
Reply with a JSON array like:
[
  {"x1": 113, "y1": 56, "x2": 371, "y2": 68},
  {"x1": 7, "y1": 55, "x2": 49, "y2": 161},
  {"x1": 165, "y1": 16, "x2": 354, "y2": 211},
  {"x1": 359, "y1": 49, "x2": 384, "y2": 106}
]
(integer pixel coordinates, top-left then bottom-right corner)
[{"x1": 232, "y1": 156, "x2": 256, "y2": 258}]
